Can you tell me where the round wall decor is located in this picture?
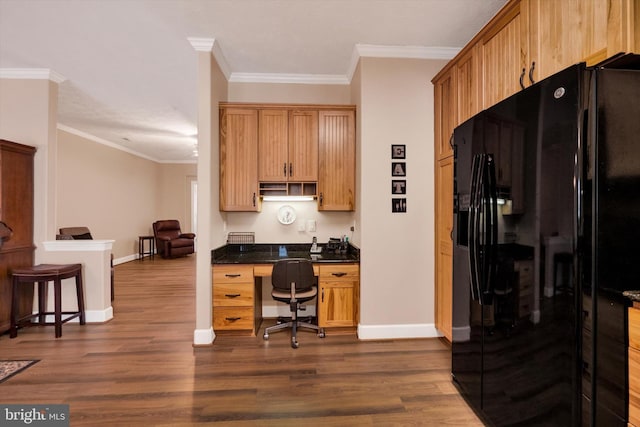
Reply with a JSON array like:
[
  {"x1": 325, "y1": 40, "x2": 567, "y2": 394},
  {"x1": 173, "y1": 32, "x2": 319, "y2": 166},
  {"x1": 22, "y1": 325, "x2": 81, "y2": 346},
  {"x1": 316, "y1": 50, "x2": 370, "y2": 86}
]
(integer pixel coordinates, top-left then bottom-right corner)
[{"x1": 277, "y1": 205, "x2": 296, "y2": 225}]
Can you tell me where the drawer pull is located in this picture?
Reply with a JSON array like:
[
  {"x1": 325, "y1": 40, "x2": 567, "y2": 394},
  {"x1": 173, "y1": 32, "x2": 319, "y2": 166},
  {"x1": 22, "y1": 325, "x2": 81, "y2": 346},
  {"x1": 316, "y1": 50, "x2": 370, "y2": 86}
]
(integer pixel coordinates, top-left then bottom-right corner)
[
  {"x1": 225, "y1": 293, "x2": 241, "y2": 298},
  {"x1": 332, "y1": 272, "x2": 347, "y2": 277},
  {"x1": 225, "y1": 273, "x2": 242, "y2": 278},
  {"x1": 225, "y1": 317, "x2": 241, "y2": 322}
]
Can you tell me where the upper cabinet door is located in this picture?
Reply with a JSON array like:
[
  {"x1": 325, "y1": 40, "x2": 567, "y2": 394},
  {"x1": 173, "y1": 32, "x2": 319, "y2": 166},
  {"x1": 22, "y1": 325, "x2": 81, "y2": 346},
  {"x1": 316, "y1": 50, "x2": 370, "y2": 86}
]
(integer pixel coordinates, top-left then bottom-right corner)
[
  {"x1": 258, "y1": 109, "x2": 289, "y2": 182},
  {"x1": 289, "y1": 110, "x2": 318, "y2": 182},
  {"x1": 480, "y1": 0, "x2": 530, "y2": 109},
  {"x1": 529, "y1": 0, "x2": 638, "y2": 82},
  {"x1": 456, "y1": 44, "x2": 482, "y2": 126},
  {"x1": 434, "y1": 67, "x2": 456, "y2": 161},
  {"x1": 318, "y1": 110, "x2": 356, "y2": 211},
  {"x1": 219, "y1": 108, "x2": 260, "y2": 212}
]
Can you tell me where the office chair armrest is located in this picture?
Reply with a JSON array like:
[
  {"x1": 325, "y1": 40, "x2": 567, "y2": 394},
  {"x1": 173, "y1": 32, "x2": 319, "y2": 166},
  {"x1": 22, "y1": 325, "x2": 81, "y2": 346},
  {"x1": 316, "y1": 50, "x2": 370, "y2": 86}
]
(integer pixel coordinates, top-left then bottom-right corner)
[{"x1": 179, "y1": 233, "x2": 195, "y2": 239}]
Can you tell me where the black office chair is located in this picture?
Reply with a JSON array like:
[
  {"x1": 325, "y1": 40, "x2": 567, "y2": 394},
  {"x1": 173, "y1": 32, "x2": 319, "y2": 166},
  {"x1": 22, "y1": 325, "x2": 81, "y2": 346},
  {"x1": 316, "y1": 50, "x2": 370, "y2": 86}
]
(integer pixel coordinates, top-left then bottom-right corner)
[{"x1": 263, "y1": 259, "x2": 325, "y2": 348}]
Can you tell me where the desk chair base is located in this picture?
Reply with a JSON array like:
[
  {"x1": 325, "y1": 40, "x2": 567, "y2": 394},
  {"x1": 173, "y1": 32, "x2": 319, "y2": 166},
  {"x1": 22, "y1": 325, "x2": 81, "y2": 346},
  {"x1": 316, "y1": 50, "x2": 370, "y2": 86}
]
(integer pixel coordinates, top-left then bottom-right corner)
[{"x1": 263, "y1": 315, "x2": 325, "y2": 348}]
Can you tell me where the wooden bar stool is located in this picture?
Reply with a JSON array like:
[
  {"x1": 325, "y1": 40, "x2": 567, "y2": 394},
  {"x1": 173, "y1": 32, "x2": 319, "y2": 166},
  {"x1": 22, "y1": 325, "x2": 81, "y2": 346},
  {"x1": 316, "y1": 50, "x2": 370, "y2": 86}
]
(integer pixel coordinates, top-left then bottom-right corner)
[{"x1": 10, "y1": 263, "x2": 86, "y2": 338}]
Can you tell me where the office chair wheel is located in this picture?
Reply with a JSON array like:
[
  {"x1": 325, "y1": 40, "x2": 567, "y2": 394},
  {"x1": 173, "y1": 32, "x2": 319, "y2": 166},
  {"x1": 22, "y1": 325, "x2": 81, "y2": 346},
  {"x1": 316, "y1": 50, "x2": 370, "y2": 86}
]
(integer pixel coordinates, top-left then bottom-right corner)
[
  {"x1": 263, "y1": 332, "x2": 269, "y2": 340},
  {"x1": 291, "y1": 338, "x2": 299, "y2": 349},
  {"x1": 318, "y1": 330, "x2": 326, "y2": 338}
]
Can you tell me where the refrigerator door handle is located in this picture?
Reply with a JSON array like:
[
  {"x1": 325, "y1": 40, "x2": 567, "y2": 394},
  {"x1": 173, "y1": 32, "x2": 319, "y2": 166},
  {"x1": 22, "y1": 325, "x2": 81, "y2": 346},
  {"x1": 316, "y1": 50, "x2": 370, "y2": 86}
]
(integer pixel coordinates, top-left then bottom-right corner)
[
  {"x1": 483, "y1": 154, "x2": 498, "y2": 305},
  {"x1": 468, "y1": 154, "x2": 482, "y2": 302}
]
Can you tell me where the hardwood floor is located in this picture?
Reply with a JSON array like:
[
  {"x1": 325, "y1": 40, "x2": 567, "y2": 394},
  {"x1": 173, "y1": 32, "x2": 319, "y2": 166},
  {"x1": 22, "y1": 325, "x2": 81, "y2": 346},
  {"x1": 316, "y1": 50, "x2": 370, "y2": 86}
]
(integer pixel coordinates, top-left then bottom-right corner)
[{"x1": 0, "y1": 256, "x2": 483, "y2": 426}]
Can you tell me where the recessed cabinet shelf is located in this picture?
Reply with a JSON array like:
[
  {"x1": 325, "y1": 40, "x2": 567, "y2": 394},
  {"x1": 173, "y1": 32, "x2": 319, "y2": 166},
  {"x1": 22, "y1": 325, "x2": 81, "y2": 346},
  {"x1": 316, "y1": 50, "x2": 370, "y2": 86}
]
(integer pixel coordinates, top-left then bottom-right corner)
[{"x1": 259, "y1": 182, "x2": 317, "y2": 197}]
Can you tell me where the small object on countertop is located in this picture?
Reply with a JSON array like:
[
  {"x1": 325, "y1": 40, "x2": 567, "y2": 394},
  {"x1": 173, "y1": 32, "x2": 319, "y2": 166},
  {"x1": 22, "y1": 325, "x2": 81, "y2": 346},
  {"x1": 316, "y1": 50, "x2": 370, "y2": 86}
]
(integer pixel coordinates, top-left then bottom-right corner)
[
  {"x1": 279, "y1": 245, "x2": 288, "y2": 257},
  {"x1": 310, "y1": 236, "x2": 322, "y2": 254}
]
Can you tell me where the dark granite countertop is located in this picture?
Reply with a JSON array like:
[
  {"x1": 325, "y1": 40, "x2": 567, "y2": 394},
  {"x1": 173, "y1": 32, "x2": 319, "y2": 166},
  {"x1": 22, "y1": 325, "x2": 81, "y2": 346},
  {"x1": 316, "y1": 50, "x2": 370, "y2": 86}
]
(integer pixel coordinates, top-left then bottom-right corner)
[{"x1": 211, "y1": 243, "x2": 360, "y2": 264}]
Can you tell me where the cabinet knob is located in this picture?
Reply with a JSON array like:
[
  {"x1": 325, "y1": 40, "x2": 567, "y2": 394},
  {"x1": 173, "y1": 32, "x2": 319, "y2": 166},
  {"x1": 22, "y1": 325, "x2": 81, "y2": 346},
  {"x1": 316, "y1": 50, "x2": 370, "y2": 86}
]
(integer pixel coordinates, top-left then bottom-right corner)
[
  {"x1": 225, "y1": 293, "x2": 241, "y2": 298},
  {"x1": 225, "y1": 317, "x2": 241, "y2": 322},
  {"x1": 283, "y1": 163, "x2": 287, "y2": 177},
  {"x1": 319, "y1": 192, "x2": 323, "y2": 206},
  {"x1": 289, "y1": 162, "x2": 293, "y2": 177},
  {"x1": 252, "y1": 192, "x2": 256, "y2": 207},
  {"x1": 519, "y1": 68, "x2": 526, "y2": 90},
  {"x1": 224, "y1": 274, "x2": 241, "y2": 278},
  {"x1": 332, "y1": 272, "x2": 347, "y2": 277}
]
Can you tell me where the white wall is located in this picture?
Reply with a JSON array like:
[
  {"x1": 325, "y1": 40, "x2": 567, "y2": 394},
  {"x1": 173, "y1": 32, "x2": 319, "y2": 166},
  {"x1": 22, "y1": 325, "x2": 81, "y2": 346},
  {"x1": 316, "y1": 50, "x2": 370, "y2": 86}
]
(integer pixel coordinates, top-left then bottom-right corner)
[
  {"x1": 56, "y1": 128, "x2": 196, "y2": 260},
  {"x1": 357, "y1": 57, "x2": 447, "y2": 339}
]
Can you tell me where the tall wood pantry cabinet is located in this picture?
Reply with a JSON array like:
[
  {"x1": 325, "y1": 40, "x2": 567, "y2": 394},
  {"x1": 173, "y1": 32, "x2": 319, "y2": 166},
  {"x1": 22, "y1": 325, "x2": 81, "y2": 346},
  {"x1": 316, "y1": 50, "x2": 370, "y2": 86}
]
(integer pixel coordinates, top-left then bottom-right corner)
[
  {"x1": 219, "y1": 103, "x2": 356, "y2": 212},
  {"x1": 0, "y1": 140, "x2": 36, "y2": 334},
  {"x1": 432, "y1": 0, "x2": 638, "y2": 341}
]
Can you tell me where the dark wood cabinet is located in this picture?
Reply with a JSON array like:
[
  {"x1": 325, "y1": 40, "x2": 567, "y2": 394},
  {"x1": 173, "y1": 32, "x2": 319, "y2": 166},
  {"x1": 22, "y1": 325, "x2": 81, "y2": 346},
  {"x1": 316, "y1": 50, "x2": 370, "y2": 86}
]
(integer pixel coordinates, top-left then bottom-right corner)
[{"x1": 0, "y1": 140, "x2": 36, "y2": 334}]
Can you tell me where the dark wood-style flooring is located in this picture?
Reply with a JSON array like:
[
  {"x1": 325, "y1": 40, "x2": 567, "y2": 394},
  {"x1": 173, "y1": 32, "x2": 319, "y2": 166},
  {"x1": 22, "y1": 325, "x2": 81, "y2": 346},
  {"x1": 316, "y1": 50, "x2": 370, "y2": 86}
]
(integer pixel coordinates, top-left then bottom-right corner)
[{"x1": 1, "y1": 255, "x2": 483, "y2": 426}]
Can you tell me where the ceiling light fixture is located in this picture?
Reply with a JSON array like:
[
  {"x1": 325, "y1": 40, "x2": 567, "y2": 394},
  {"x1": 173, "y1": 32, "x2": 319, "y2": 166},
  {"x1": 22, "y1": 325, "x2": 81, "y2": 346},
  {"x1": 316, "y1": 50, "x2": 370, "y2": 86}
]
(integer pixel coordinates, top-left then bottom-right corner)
[{"x1": 262, "y1": 195, "x2": 315, "y2": 202}]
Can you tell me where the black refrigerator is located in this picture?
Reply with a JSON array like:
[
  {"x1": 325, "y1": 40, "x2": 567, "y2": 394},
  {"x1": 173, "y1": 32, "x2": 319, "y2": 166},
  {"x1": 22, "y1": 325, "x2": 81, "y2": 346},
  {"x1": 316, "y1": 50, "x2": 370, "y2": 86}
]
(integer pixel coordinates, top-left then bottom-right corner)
[{"x1": 451, "y1": 54, "x2": 640, "y2": 427}]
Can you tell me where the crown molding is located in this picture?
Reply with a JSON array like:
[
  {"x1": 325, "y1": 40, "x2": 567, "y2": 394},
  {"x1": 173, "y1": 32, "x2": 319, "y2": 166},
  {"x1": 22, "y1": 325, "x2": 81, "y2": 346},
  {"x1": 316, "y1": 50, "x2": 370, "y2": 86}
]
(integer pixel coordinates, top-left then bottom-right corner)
[
  {"x1": 229, "y1": 72, "x2": 349, "y2": 85},
  {"x1": 57, "y1": 124, "x2": 160, "y2": 162},
  {"x1": 347, "y1": 44, "x2": 460, "y2": 81},
  {"x1": 188, "y1": 37, "x2": 232, "y2": 81},
  {"x1": 0, "y1": 68, "x2": 66, "y2": 83},
  {"x1": 224, "y1": 44, "x2": 460, "y2": 85},
  {"x1": 356, "y1": 44, "x2": 460, "y2": 60}
]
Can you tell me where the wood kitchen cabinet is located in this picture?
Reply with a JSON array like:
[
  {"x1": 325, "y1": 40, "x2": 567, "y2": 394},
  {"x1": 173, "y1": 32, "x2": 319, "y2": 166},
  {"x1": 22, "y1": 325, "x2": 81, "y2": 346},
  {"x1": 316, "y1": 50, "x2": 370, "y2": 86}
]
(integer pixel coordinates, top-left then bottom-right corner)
[
  {"x1": 456, "y1": 44, "x2": 482, "y2": 125},
  {"x1": 318, "y1": 263, "x2": 359, "y2": 328},
  {"x1": 479, "y1": 0, "x2": 530, "y2": 109},
  {"x1": 258, "y1": 109, "x2": 318, "y2": 182},
  {"x1": 434, "y1": 67, "x2": 456, "y2": 161},
  {"x1": 219, "y1": 107, "x2": 260, "y2": 212},
  {"x1": 529, "y1": 0, "x2": 638, "y2": 82},
  {"x1": 435, "y1": 157, "x2": 454, "y2": 341},
  {"x1": 212, "y1": 264, "x2": 262, "y2": 335},
  {"x1": 221, "y1": 103, "x2": 355, "y2": 211},
  {"x1": 318, "y1": 109, "x2": 356, "y2": 211},
  {"x1": 0, "y1": 140, "x2": 36, "y2": 334},
  {"x1": 432, "y1": 0, "x2": 637, "y2": 341}
]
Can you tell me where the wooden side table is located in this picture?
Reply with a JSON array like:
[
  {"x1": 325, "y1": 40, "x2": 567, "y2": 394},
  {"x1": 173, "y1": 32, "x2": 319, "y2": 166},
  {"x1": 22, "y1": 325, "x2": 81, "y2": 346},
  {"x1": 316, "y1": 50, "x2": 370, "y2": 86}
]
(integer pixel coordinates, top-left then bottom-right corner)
[{"x1": 139, "y1": 236, "x2": 155, "y2": 260}]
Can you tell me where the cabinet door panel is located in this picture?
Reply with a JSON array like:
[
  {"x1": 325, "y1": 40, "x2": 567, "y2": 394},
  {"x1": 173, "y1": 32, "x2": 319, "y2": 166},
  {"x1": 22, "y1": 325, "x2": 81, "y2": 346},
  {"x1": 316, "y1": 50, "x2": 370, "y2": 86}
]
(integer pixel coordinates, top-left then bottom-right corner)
[
  {"x1": 220, "y1": 108, "x2": 259, "y2": 211},
  {"x1": 318, "y1": 110, "x2": 355, "y2": 211},
  {"x1": 481, "y1": 1, "x2": 529, "y2": 108},
  {"x1": 456, "y1": 45, "x2": 482, "y2": 125},
  {"x1": 258, "y1": 110, "x2": 289, "y2": 182},
  {"x1": 289, "y1": 110, "x2": 318, "y2": 181},
  {"x1": 318, "y1": 282, "x2": 356, "y2": 327},
  {"x1": 434, "y1": 68, "x2": 456, "y2": 160},
  {"x1": 435, "y1": 157, "x2": 453, "y2": 340}
]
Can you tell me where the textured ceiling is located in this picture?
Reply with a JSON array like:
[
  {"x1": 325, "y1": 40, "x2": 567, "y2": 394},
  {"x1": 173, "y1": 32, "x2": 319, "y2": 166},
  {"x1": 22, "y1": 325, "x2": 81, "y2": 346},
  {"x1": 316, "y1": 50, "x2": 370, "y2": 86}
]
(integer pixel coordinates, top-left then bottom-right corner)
[{"x1": 0, "y1": 0, "x2": 507, "y2": 162}]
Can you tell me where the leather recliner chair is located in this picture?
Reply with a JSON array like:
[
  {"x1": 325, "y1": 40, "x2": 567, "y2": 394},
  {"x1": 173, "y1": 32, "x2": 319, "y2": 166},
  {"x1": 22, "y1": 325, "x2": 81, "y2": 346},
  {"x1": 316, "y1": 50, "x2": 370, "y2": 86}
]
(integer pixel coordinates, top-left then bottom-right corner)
[{"x1": 152, "y1": 220, "x2": 195, "y2": 258}]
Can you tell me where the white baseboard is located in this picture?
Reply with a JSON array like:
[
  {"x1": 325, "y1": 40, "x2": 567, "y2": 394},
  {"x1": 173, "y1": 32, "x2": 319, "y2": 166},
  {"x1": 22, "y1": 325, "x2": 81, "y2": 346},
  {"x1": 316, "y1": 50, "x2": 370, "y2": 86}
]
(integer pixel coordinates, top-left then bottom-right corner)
[
  {"x1": 357, "y1": 323, "x2": 443, "y2": 340},
  {"x1": 194, "y1": 327, "x2": 215, "y2": 345},
  {"x1": 113, "y1": 254, "x2": 138, "y2": 265}
]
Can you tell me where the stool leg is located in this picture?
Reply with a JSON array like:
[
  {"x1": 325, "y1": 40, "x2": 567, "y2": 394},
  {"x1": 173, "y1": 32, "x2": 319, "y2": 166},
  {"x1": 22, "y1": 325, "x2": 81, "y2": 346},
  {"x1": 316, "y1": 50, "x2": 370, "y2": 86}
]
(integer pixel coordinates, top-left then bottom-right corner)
[
  {"x1": 54, "y1": 278, "x2": 62, "y2": 338},
  {"x1": 10, "y1": 277, "x2": 20, "y2": 338},
  {"x1": 76, "y1": 271, "x2": 86, "y2": 325},
  {"x1": 38, "y1": 281, "x2": 47, "y2": 325}
]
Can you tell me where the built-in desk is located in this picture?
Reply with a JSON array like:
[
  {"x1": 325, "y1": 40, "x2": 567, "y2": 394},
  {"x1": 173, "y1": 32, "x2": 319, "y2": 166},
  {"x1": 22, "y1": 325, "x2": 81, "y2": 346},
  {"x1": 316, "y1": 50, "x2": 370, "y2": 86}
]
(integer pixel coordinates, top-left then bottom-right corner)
[{"x1": 211, "y1": 244, "x2": 360, "y2": 336}]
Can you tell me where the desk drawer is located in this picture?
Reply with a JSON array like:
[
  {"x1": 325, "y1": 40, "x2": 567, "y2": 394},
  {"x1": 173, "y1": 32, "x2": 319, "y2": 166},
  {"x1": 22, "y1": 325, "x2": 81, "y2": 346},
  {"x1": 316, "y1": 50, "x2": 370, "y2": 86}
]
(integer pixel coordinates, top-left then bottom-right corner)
[
  {"x1": 319, "y1": 264, "x2": 359, "y2": 281},
  {"x1": 214, "y1": 306, "x2": 255, "y2": 330},
  {"x1": 213, "y1": 265, "x2": 254, "y2": 283},
  {"x1": 213, "y1": 283, "x2": 254, "y2": 306}
]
